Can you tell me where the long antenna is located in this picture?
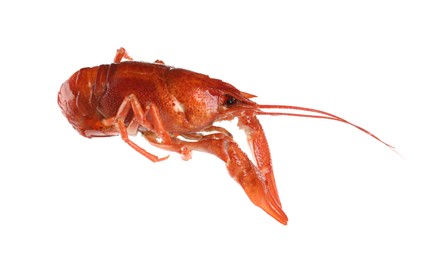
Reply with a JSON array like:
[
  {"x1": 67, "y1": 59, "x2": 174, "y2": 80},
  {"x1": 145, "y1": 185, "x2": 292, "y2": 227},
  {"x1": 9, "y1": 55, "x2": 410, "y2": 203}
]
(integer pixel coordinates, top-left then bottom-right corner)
[{"x1": 257, "y1": 104, "x2": 396, "y2": 151}]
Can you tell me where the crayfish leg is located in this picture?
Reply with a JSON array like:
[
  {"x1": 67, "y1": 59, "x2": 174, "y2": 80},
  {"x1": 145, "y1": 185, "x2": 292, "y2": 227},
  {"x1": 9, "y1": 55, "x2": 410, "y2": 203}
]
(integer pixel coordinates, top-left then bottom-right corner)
[
  {"x1": 114, "y1": 47, "x2": 134, "y2": 63},
  {"x1": 154, "y1": 59, "x2": 165, "y2": 64},
  {"x1": 144, "y1": 133, "x2": 193, "y2": 161},
  {"x1": 102, "y1": 94, "x2": 171, "y2": 162},
  {"x1": 116, "y1": 120, "x2": 169, "y2": 162}
]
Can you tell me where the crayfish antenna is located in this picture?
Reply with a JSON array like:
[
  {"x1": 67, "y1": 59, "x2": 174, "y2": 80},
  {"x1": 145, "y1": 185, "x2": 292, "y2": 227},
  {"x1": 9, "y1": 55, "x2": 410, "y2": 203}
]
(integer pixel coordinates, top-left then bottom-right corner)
[{"x1": 257, "y1": 104, "x2": 397, "y2": 152}]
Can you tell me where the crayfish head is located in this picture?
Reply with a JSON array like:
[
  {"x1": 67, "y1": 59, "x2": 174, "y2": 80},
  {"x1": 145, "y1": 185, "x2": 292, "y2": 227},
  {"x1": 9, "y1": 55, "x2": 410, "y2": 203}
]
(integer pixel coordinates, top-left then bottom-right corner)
[
  {"x1": 207, "y1": 82, "x2": 261, "y2": 121},
  {"x1": 165, "y1": 68, "x2": 261, "y2": 131}
]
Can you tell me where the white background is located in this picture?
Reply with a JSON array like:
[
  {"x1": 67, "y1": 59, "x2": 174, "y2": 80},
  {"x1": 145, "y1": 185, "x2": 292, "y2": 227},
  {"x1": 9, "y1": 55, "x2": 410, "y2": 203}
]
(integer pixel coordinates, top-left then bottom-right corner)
[{"x1": 1, "y1": 1, "x2": 421, "y2": 259}]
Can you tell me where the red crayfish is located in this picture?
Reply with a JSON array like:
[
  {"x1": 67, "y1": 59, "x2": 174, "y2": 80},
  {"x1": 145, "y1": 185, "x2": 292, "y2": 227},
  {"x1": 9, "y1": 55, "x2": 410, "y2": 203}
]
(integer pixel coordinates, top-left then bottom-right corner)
[{"x1": 58, "y1": 48, "x2": 393, "y2": 225}]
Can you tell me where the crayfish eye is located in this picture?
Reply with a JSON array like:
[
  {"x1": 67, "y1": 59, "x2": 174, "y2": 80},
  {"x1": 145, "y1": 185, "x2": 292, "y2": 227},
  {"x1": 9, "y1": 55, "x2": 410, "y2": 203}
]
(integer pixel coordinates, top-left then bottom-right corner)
[{"x1": 222, "y1": 94, "x2": 237, "y2": 107}]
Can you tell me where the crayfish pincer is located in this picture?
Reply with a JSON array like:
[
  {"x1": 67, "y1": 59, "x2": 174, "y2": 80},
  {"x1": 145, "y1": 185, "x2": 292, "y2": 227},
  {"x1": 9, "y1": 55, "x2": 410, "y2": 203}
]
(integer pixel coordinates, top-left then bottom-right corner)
[{"x1": 58, "y1": 47, "x2": 393, "y2": 225}]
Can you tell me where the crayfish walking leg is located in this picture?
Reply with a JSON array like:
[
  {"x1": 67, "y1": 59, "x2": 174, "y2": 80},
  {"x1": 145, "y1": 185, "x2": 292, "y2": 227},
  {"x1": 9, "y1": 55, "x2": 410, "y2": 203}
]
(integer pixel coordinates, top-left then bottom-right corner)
[{"x1": 101, "y1": 95, "x2": 171, "y2": 162}]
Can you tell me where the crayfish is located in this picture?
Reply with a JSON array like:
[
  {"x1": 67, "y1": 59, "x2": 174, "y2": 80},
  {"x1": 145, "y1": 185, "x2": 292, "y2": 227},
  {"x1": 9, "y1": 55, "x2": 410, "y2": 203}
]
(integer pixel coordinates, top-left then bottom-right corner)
[{"x1": 58, "y1": 48, "x2": 393, "y2": 225}]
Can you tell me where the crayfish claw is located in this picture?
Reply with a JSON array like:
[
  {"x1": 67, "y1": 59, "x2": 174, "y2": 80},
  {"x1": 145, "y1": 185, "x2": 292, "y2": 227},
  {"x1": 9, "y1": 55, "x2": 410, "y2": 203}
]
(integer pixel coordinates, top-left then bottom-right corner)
[
  {"x1": 260, "y1": 182, "x2": 288, "y2": 225},
  {"x1": 178, "y1": 133, "x2": 288, "y2": 224},
  {"x1": 226, "y1": 143, "x2": 288, "y2": 225}
]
